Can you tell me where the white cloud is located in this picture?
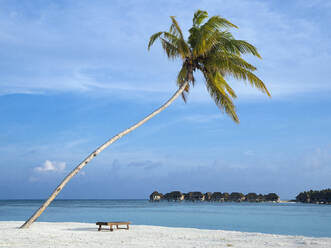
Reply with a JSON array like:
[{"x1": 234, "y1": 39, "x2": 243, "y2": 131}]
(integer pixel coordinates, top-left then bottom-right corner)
[
  {"x1": 0, "y1": 0, "x2": 330, "y2": 100},
  {"x1": 34, "y1": 160, "x2": 66, "y2": 173}
]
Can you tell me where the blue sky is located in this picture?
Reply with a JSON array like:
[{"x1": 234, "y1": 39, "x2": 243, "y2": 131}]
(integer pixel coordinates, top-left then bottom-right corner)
[{"x1": 0, "y1": 0, "x2": 330, "y2": 199}]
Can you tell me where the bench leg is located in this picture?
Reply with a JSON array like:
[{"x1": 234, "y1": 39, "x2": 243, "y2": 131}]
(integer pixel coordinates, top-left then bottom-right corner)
[
  {"x1": 98, "y1": 225, "x2": 101, "y2": 231},
  {"x1": 109, "y1": 225, "x2": 113, "y2": 231},
  {"x1": 127, "y1": 224, "x2": 129, "y2": 230}
]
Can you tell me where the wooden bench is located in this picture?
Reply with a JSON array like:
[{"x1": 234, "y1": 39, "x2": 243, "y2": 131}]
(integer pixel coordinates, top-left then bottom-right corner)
[{"x1": 96, "y1": 222, "x2": 131, "y2": 231}]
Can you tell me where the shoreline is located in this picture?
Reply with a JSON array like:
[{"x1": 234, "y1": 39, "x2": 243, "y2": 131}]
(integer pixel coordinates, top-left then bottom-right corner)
[{"x1": 1, "y1": 221, "x2": 331, "y2": 248}]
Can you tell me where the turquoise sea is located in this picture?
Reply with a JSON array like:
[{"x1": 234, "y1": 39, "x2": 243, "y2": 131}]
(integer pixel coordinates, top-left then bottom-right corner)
[{"x1": 1, "y1": 200, "x2": 330, "y2": 237}]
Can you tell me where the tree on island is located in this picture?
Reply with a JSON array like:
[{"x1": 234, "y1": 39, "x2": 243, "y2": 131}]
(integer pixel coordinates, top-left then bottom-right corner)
[
  {"x1": 21, "y1": 10, "x2": 270, "y2": 228},
  {"x1": 264, "y1": 193, "x2": 279, "y2": 202},
  {"x1": 150, "y1": 191, "x2": 280, "y2": 202},
  {"x1": 296, "y1": 189, "x2": 331, "y2": 204}
]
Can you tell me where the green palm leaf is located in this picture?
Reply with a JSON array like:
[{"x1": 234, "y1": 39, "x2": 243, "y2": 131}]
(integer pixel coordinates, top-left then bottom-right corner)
[
  {"x1": 192, "y1": 10, "x2": 208, "y2": 27},
  {"x1": 148, "y1": 10, "x2": 270, "y2": 122}
]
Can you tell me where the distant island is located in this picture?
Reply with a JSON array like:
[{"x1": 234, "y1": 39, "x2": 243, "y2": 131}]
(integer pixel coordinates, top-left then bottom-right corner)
[
  {"x1": 150, "y1": 188, "x2": 331, "y2": 204},
  {"x1": 296, "y1": 189, "x2": 331, "y2": 204},
  {"x1": 150, "y1": 191, "x2": 280, "y2": 202}
]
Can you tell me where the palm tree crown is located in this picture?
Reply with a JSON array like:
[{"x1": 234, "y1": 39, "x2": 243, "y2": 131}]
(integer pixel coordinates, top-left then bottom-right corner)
[{"x1": 148, "y1": 10, "x2": 270, "y2": 123}]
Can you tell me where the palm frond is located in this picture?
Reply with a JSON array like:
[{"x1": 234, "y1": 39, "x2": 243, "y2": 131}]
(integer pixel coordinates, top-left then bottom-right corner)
[
  {"x1": 192, "y1": 29, "x2": 217, "y2": 57},
  {"x1": 191, "y1": 14, "x2": 237, "y2": 57},
  {"x1": 203, "y1": 69, "x2": 239, "y2": 122},
  {"x1": 241, "y1": 70, "x2": 270, "y2": 96},
  {"x1": 193, "y1": 10, "x2": 208, "y2": 27},
  {"x1": 210, "y1": 33, "x2": 241, "y2": 55},
  {"x1": 227, "y1": 55, "x2": 257, "y2": 71},
  {"x1": 188, "y1": 26, "x2": 199, "y2": 49},
  {"x1": 193, "y1": 30, "x2": 235, "y2": 57},
  {"x1": 160, "y1": 38, "x2": 180, "y2": 59},
  {"x1": 163, "y1": 32, "x2": 190, "y2": 58},
  {"x1": 215, "y1": 73, "x2": 237, "y2": 98},
  {"x1": 148, "y1": 32, "x2": 164, "y2": 50},
  {"x1": 206, "y1": 80, "x2": 239, "y2": 123},
  {"x1": 205, "y1": 54, "x2": 257, "y2": 72},
  {"x1": 223, "y1": 64, "x2": 270, "y2": 96},
  {"x1": 202, "y1": 16, "x2": 238, "y2": 32},
  {"x1": 204, "y1": 54, "x2": 269, "y2": 96},
  {"x1": 231, "y1": 40, "x2": 262, "y2": 58},
  {"x1": 170, "y1": 16, "x2": 184, "y2": 39}
]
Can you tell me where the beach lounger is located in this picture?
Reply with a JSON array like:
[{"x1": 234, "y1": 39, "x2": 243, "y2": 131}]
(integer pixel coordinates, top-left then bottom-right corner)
[{"x1": 96, "y1": 221, "x2": 130, "y2": 231}]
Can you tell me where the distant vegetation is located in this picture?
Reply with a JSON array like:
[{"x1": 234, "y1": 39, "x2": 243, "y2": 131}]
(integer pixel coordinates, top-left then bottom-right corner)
[
  {"x1": 296, "y1": 189, "x2": 331, "y2": 204},
  {"x1": 150, "y1": 191, "x2": 280, "y2": 202}
]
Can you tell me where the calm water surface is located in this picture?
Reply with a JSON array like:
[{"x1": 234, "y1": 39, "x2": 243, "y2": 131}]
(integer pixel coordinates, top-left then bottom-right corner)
[{"x1": 0, "y1": 200, "x2": 330, "y2": 237}]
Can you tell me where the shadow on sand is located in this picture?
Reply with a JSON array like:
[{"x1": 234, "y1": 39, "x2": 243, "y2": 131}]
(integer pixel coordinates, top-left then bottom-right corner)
[{"x1": 64, "y1": 227, "x2": 98, "y2": 232}]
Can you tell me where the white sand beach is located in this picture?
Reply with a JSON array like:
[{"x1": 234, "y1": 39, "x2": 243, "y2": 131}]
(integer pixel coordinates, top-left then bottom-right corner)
[{"x1": 1, "y1": 222, "x2": 331, "y2": 248}]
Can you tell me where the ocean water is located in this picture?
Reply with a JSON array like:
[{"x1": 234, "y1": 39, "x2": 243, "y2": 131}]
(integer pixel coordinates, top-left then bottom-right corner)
[{"x1": 0, "y1": 200, "x2": 330, "y2": 237}]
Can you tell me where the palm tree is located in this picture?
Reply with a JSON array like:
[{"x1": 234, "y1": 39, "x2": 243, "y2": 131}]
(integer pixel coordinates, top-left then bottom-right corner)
[{"x1": 20, "y1": 10, "x2": 270, "y2": 229}]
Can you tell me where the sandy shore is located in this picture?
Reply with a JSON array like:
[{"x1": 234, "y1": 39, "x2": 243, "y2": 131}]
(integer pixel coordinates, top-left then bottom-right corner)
[{"x1": 1, "y1": 222, "x2": 331, "y2": 248}]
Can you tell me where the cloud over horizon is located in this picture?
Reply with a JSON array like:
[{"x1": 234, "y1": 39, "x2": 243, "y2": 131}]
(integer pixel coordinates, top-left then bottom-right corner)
[{"x1": 33, "y1": 160, "x2": 66, "y2": 173}]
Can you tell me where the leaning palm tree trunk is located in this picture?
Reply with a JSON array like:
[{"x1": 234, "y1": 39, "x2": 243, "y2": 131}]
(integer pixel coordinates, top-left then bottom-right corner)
[{"x1": 20, "y1": 82, "x2": 188, "y2": 229}]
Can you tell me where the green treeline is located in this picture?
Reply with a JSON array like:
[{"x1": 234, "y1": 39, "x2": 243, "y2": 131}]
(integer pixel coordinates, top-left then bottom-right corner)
[
  {"x1": 296, "y1": 189, "x2": 331, "y2": 204},
  {"x1": 150, "y1": 191, "x2": 280, "y2": 202}
]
